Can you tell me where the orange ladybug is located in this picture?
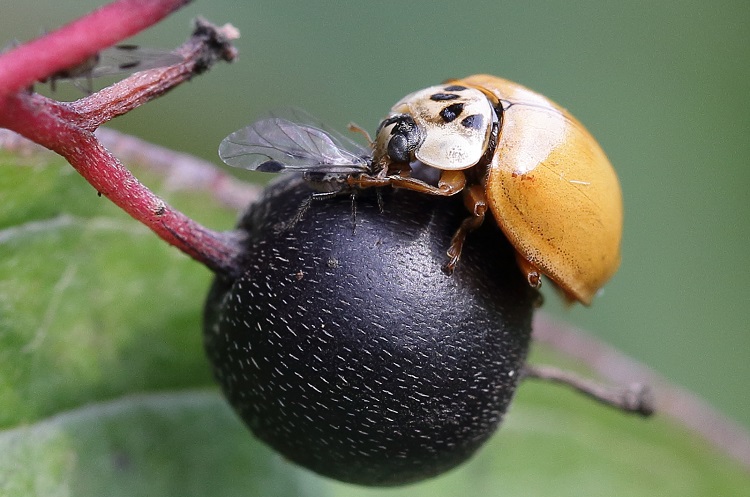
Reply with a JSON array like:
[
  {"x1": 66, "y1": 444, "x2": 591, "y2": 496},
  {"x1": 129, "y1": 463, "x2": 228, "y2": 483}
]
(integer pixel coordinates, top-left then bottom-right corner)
[{"x1": 219, "y1": 75, "x2": 622, "y2": 305}]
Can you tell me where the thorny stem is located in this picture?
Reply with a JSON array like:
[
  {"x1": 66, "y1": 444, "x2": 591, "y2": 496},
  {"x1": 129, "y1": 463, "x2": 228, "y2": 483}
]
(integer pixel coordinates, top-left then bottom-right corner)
[
  {"x1": 0, "y1": 1, "x2": 245, "y2": 276},
  {"x1": 520, "y1": 363, "x2": 655, "y2": 416}
]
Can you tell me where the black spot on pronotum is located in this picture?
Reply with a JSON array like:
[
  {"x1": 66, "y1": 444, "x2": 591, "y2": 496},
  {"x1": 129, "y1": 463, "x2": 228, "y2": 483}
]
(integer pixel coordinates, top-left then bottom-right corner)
[
  {"x1": 257, "y1": 160, "x2": 286, "y2": 172},
  {"x1": 430, "y1": 93, "x2": 460, "y2": 101},
  {"x1": 440, "y1": 103, "x2": 465, "y2": 123},
  {"x1": 460, "y1": 114, "x2": 484, "y2": 130},
  {"x1": 443, "y1": 85, "x2": 467, "y2": 92}
]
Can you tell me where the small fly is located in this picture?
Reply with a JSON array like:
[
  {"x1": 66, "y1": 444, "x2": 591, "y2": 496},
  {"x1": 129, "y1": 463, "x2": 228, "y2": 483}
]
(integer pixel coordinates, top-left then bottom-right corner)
[
  {"x1": 219, "y1": 109, "x2": 375, "y2": 191},
  {"x1": 38, "y1": 44, "x2": 182, "y2": 92},
  {"x1": 219, "y1": 109, "x2": 383, "y2": 228}
]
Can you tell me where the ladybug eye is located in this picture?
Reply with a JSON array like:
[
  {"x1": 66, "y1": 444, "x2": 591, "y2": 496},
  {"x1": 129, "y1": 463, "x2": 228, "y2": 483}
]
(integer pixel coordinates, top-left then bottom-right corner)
[
  {"x1": 387, "y1": 134, "x2": 410, "y2": 163},
  {"x1": 382, "y1": 114, "x2": 423, "y2": 164}
]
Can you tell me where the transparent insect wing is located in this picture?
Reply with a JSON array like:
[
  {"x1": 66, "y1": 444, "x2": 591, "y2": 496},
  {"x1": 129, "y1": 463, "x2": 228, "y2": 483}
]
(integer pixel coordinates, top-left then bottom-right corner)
[
  {"x1": 219, "y1": 111, "x2": 370, "y2": 174},
  {"x1": 86, "y1": 45, "x2": 182, "y2": 79},
  {"x1": 32, "y1": 45, "x2": 182, "y2": 93},
  {"x1": 274, "y1": 108, "x2": 369, "y2": 158}
]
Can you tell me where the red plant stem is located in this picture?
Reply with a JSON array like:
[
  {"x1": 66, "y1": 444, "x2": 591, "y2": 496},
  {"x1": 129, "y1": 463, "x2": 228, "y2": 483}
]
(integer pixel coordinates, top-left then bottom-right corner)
[
  {"x1": 0, "y1": 91, "x2": 243, "y2": 275},
  {"x1": 64, "y1": 21, "x2": 239, "y2": 131},
  {"x1": 0, "y1": 0, "x2": 192, "y2": 97},
  {"x1": 0, "y1": 3, "x2": 244, "y2": 276},
  {"x1": 0, "y1": 127, "x2": 262, "y2": 211}
]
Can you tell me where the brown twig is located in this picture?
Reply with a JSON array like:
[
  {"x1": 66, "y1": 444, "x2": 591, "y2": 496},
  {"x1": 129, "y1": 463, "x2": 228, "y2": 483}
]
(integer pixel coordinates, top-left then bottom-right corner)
[
  {"x1": 532, "y1": 313, "x2": 750, "y2": 470},
  {"x1": 63, "y1": 18, "x2": 241, "y2": 130},
  {"x1": 521, "y1": 363, "x2": 655, "y2": 416}
]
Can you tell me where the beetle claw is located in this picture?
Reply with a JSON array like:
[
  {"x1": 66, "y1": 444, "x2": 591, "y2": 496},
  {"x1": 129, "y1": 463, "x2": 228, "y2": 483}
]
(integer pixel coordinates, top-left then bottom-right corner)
[
  {"x1": 443, "y1": 240, "x2": 464, "y2": 275},
  {"x1": 526, "y1": 270, "x2": 542, "y2": 288},
  {"x1": 441, "y1": 257, "x2": 457, "y2": 275}
]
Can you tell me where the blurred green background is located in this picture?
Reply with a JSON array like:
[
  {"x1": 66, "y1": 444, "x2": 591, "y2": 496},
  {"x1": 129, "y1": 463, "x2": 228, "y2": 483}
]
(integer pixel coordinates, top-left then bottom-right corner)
[{"x1": 2, "y1": 0, "x2": 748, "y2": 439}]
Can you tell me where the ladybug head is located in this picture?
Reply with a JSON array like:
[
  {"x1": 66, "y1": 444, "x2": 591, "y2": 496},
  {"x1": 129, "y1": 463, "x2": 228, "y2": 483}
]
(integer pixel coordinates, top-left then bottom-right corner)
[
  {"x1": 375, "y1": 114, "x2": 424, "y2": 165},
  {"x1": 376, "y1": 83, "x2": 497, "y2": 171}
]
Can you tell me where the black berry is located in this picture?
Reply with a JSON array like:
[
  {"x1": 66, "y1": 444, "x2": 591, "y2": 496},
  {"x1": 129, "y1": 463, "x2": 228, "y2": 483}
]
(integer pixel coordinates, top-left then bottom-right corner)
[{"x1": 203, "y1": 176, "x2": 536, "y2": 486}]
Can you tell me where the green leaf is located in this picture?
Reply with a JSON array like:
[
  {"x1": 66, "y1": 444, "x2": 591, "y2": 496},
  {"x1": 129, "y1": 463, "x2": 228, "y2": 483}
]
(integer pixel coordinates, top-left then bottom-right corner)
[
  {"x1": 0, "y1": 391, "x2": 323, "y2": 497},
  {"x1": 327, "y1": 347, "x2": 750, "y2": 497},
  {"x1": 1, "y1": 150, "x2": 748, "y2": 496}
]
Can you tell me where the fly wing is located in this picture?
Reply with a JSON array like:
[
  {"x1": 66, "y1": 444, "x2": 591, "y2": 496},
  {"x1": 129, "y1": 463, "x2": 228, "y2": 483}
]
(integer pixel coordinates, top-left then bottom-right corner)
[
  {"x1": 86, "y1": 45, "x2": 183, "y2": 78},
  {"x1": 218, "y1": 110, "x2": 371, "y2": 174}
]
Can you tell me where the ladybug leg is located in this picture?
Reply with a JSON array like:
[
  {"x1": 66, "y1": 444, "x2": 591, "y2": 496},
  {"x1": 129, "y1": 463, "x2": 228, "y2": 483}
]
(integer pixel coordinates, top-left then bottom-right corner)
[
  {"x1": 435, "y1": 170, "x2": 467, "y2": 195},
  {"x1": 348, "y1": 170, "x2": 466, "y2": 196},
  {"x1": 347, "y1": 175, "x2": 391, "y2": 188},
  {"x1": 515, "y1": 254, "x2": 542, "y2": 289},
  {"x1": 443, "y1": 185, "x2": 487, "y2": 275}
]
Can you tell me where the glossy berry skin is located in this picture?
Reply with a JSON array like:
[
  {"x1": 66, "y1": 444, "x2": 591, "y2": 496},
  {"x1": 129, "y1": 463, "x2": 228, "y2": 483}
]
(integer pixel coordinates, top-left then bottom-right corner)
[{"x1": 203, "y1": 176, "x2": 537, "y2": 486}]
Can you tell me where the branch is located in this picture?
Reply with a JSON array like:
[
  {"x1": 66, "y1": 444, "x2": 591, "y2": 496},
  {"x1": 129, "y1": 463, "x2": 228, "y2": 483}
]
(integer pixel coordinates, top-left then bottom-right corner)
[
  {"x1": 65, "y1": 18, "x2": 241, "y2": 130},
  {"x1": 532, "y1": 313, "x2": 750, "y2": 470},
  {"x1": 521, "y1": 363, "x2": 654, "y2": 416},
  {"x1": 0, "y1": 127, "x2": 261, "y2": 211},
  {"x1": 0, "y1": 4, "x2": 245, "y2": 277},
  {"x1": 0, "y1": 0, "x2": 192, "y2": 96}
]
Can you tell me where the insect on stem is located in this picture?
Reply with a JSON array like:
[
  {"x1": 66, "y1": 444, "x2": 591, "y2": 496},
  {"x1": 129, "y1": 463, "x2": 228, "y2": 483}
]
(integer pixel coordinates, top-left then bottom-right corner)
[
  {"x1": 520, "y1": 363, "x2": 655, "y2": 416},
  {"x1": 0, "y1": 14, "x2": 244, "y2": 277}
]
